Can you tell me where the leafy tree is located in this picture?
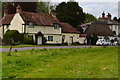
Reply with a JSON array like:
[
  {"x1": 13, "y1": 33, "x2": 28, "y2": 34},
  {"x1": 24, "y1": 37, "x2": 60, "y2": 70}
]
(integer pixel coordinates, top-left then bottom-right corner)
[
  {"x1": 2, "y1": 2, "x2": 38, "y2": 14},
  {"x1": 113, "y1": 17, "x2": 118, "y2": 22},
  {"x1": 37, "y1": 2, "x2": 49, "y2": 13},
  {"x1": 85, "y1": 13, "x2": 97, "y2": 23},
  {"x1": 56, "y1": 2, "x2": 85, "y2": 30}
]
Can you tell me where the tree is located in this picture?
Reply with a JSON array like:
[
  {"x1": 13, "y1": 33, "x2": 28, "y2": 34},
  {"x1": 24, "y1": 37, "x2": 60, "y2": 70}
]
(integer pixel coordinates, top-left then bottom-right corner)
[
  {"x1": 113, "y1": 17, "x2": 118, "y2": 22},
  {"x1": 56, "y1": 2, "x2": 85, "y2": 30},
  {"x1": 85, "y1": 13, "x2": 97, "y2": 23},
  {"x1": 2, "y1": 2, "x2": 38, "y2": 14},
  {"x1": 37, "y1": 2, "x2": 49, "y2": 13}
]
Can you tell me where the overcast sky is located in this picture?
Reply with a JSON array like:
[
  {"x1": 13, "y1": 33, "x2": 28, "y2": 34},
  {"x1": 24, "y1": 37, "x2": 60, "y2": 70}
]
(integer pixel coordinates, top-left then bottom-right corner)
[
  {"x1": 48, "y1": 0, "x2": 119, "y2": 19},
  {"x1": 2, "y1": 0, "x2": 120, "y2": 18}
]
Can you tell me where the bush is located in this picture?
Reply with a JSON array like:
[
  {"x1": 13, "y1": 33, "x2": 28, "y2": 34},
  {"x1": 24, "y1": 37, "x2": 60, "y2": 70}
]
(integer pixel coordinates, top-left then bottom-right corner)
[
  {"x1": 23, "y1": 34, "x2": 34, "y2": 44},
  {"x1": 3, "y1": 30, "x2": 34, "y2": 45},
  {"x1": 3, "y1": 30, "x2": 22, "y2": 45}
]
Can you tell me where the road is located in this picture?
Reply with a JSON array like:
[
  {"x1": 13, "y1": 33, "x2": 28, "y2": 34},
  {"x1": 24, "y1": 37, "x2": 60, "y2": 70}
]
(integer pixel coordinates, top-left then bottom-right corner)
[{"x1": 0, "y1": 46, "x2": 100, "y2": 52}]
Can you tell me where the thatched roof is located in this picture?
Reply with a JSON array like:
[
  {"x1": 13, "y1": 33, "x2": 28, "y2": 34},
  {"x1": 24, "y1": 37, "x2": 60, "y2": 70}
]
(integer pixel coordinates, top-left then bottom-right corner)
[{"x1": 84, "y1": 20, "x2": 114, "y2": 36}]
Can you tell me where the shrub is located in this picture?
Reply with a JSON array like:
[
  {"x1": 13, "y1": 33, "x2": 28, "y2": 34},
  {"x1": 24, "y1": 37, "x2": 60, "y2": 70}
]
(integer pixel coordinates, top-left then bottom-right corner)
[
  {"x1": 3, "y1": 30, "x2": 22, "y2": 45},
  {"x1": 23, "y1": 34, "x2": 34, "y2": 44}
]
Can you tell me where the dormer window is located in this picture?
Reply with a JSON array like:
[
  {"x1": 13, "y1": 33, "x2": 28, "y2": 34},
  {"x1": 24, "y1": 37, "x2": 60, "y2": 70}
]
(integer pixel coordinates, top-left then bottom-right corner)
[
  {"x1": 54, "y1": 23, "x2": 59, "y2": 29},
  {"x1": 28, "y1": 22, "x2": 34, "y2": 28}
]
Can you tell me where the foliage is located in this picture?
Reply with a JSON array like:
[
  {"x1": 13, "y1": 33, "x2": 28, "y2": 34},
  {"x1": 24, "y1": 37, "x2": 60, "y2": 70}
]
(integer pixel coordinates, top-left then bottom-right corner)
[
  {"x1": 3, "y1": 30, "x2": 34, "y2": 45},
  {"x1": 91, "y1": 34, "x2": 98, "y2": 45},
  {"x1": 42, "y1": 37, "x2": 47, "y2": 45},
  {"x1": 23, "y1": 34, "x2": 34, "y2": 44},
  {"x1": 112, "y1": 31, "x2": 116, "y2": 35},
  {"x1": 113, "y1": 17, "x2": 118, "y2": 21},
  {"x1": 2, "y1": 47, "x2": 118, "y2": 78},
  {"x1": 2, "y1": 2, "x2": 38, "y2": 14},
  {"x1": 3, "y1": 30, "x2": 21, "y2": 45},
  {"x1": 56, "y1": 2, "x2": 85, "y2": 29},
  {"x1": 37, "y1": 2, "x2": 49, "y2": 14},
  {"x1": 85, "y1": 13, "x2": 97, "y2": 23}
]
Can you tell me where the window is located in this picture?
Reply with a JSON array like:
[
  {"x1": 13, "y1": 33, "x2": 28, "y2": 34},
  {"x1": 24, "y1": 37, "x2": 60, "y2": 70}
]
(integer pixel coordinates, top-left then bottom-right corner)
[
  {"x1": 48, "y1": 36, "x2": 53, "y2": 41},
  {"x1": 54, "y1": 24, "x2": 59, "y2": 29},
  {"x1": 115, "y1": 26, "x2": 117, "y2": 30},
  {"x1": 28, "y1": 22, "x2": 34, "y2": 28}
]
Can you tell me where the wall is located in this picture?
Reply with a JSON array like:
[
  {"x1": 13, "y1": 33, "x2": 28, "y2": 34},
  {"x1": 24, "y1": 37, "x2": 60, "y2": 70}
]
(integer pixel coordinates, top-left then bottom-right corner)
[
  {"x1": 26, "y1": 25, "x2": 62, "y2": 35},
  {"x1": 109, "y1": 25, "x2": 119, "y2": 35},
  {"x1": 44, "y1": 34, "x2": 62, "y2": 44},
  {"x1": 62, "y1": 33, "x2": 79, "y2": 44},
  {"x1": 0, "y1": 26, "x2": 3, "y2": 39},
  {"x1": 79, "y1": 37, "x2": 86, "y2": 44},
  {"x1": 8, "y1": 13, "x2": 25, "y2": 33}
]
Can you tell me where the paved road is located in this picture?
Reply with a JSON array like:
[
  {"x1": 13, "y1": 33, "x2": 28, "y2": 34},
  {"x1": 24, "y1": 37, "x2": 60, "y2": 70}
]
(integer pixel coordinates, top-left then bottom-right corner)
[{"x1": 0, "y1": 46, "x2": 100, "y2": 52}]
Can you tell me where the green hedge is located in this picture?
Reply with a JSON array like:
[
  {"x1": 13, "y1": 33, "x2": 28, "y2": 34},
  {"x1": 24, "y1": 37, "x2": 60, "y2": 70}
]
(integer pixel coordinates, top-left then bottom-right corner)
[{"x1": 3, "y1": 30, "x2": 34, "y2": 45}]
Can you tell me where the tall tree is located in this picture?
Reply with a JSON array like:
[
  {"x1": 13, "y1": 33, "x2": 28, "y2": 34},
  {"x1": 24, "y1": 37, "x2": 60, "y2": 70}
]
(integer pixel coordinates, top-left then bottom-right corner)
[
  {"x1": 2, "y1": 2, "x2": 38, "y2": 14},
  {"x1": 37, "y1": 2, "x2": 49, "y2": 13},
  {"x1": 56, "y1": 2, "x2": 85, "y2": 30},
  {"x1": 85, "y1": 13, "x2": 97, "y2": 23}
]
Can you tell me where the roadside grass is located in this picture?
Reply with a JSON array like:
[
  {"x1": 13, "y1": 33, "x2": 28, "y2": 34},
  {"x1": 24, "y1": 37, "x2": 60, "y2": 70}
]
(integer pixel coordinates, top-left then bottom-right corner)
[
  {"x1": 0, "y1": 44, "x2": 44, "y2": 48},
  {"x1": 0, "y1": 44, "x2": 83, "y2": 48},
  {"x1": 2, "y1": 46, "x2": 118, "y2": 78}
]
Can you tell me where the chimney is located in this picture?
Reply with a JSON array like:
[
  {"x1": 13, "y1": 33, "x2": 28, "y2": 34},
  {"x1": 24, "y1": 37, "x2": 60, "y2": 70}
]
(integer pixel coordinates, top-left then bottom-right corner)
[
  {"x1": 4, "y1": 8, "x2": 8, "y2": 16},
  {"x1": 102, "y1": 11, "x2": 105, "y2": 19},
  {"x1": 50, "y1": 10, "x2": 57, "y2": 17},
  {"x1": 16, "y1": 4, "x2": 22, "y2": 13},
  {"x1": 107, "y1": 13, "x2": 111, "y2": 19}
]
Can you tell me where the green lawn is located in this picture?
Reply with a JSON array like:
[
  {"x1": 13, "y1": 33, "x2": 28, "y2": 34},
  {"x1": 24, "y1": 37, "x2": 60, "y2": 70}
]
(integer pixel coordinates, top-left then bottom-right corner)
[
  {"x1": 0, "y1": 44, "x2": 44, "y2": 48},
  {"x1": 2, "y1": 46, "x2": 118, "y2": 78}
]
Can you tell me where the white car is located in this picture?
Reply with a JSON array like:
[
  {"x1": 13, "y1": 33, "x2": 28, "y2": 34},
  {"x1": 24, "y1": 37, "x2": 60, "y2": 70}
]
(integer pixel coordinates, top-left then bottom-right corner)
[
  {"x1": 96, "y1": 38, "x2": 118, "y2": 46},
  {"x1": 96, "y1": 39, "x2": 110, "y2": 46}
]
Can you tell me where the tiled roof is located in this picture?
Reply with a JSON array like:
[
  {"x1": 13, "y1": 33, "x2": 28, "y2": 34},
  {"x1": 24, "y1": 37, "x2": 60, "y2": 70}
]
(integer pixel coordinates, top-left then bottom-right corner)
[
  {"x1": 20, "y1": 11, "x2": 60, "y2": 26},
  {"x1": 60, "y1": 22, "x2": 80, "y2": 34},
  {"x1": 1, "y1": 14, "x2": 14, "y2": 25},
  {"x1": 1, "y1": 11, "x2": 60, "y2": 26}
]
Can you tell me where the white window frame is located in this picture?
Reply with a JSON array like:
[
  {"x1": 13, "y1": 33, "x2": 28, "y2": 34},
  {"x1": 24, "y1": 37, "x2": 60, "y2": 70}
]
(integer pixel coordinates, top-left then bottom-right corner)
[{"x1": 48, "y1": 36, "x2": 53, "y2": 41}]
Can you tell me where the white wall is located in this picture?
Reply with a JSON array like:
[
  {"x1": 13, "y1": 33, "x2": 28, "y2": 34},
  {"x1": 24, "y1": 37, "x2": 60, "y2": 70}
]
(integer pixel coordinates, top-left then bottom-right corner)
[
  {"x1": 62, "y1": 33, "x2": 79, "y2": 44},
  {"x1": 109, "y1": 25, "x2": 119, "y2": 35},
  {"x1": 8, "y1": 13, "x2": 25, "y2": 33},
  {"x1": 44, "y1": 34, "x2": 62, "y2": 44},
  {"x1": 26, "y1": 25, "x2": 62, "y2": 35},
  {"x1": 0, "y1": 26, "x2": 3, "y2": 39},
  {"x1": 79, "y1": 37, "x2": 86, "y2": 44}
]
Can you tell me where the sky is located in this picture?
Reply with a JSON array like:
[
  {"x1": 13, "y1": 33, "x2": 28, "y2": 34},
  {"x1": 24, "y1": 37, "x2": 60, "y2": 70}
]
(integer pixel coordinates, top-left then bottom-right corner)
[
  {"x1": 2, "y1": 0, "x2": 120, "y2": 18},
  {"x1": 48, "y1": 0, "x2": 119, "y2": 18}
]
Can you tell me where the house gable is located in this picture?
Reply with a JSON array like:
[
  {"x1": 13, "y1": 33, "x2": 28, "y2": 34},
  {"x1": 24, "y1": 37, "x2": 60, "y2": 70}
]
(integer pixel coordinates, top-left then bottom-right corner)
[{"x1": 10, "y1": 13, "x2": 25, "y2": 33}]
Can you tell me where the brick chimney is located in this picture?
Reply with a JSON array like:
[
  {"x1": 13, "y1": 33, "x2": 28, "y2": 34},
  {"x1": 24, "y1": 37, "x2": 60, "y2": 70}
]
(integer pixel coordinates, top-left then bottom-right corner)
[
  {"x1": 107, "y1": 13, "x2": 112, "y2": 19},
  {"x1": 16, "y1": 4, "x2": 22, "y2": 13},
  {"x1": 4, "y1": 8, "x2": 8, "y2": 16},
  {"x1": 102, "y1": 11, "x2": 105, "y2": 19},
  {"x1": 50, "y1": 10, "x2": 57, "y2": 17}
]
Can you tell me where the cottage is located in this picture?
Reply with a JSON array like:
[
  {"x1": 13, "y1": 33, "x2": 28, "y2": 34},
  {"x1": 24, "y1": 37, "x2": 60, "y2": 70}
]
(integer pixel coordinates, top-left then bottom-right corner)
[
  {"x1": 60, "y1": 22, "x2": 80, "y2": 44},
  {"x1": 0, "y1": 5, "x2": 81, "y2": 45},
  {"x1": 0, "y1": 5, "x2": 62, "y2": 45},
  {"x1": 80, "y1": 12, "x2": 120, "y2": 45}
]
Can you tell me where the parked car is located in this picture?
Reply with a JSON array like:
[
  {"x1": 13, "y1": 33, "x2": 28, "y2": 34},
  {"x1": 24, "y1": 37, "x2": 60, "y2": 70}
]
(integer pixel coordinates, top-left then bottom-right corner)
[{"x1": 96, "y1": 39, "x2": 110, "y2": 46}]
